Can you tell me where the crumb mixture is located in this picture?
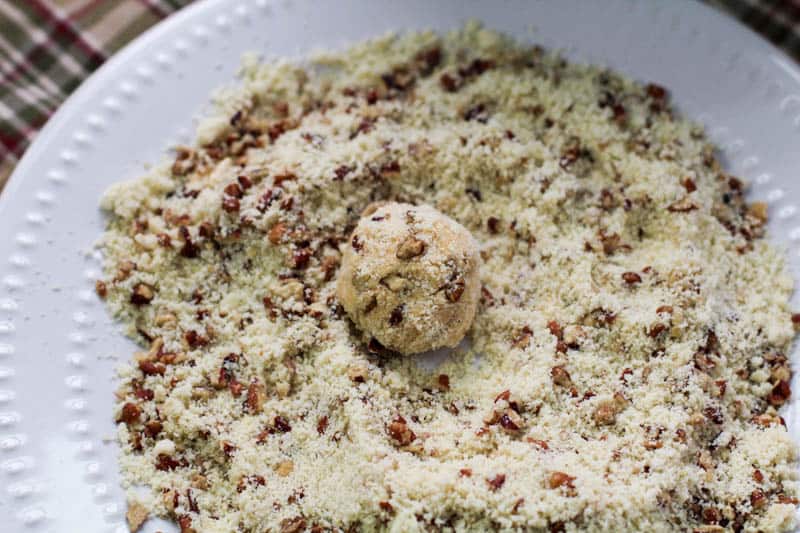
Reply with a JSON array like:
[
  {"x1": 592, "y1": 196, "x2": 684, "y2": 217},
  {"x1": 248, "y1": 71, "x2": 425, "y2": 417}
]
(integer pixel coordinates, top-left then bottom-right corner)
[{"x1": 98, "y1": 23, "x2": 799, "y2": 533}]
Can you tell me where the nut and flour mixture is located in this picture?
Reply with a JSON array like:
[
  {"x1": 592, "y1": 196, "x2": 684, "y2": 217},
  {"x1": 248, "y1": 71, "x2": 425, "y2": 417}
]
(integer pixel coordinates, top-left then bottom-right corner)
[{"x1": 98, "y1": 23, "x2": 799, "y2": 532}]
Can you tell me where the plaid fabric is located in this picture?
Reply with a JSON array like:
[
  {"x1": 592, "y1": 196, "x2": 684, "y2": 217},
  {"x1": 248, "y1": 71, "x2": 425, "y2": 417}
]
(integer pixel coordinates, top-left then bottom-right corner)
[
  {"x1": 0, "y1": 0, "x2": 798, "y2": 191},
  {"x1": 0, "y1": 0, "x2": 193, "y2": 187}
]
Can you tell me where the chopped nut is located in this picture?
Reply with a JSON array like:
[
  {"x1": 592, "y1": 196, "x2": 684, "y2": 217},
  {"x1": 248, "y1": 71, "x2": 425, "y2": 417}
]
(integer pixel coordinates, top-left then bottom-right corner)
[
  {"x1": 144, "y1": 421, "x2": 162, "y2": 438},
  {"x1": 155, "y1": 454, "x2": 180, "y2": 471},
  {"x1": 696, "y1": 450, "x2": 714, "y2": 471},
  {"x1": 184, "y1": 329, "x2": 209, "y2": 349},
  {"x1": 126, "y1": 500, "x2": 149, "y2": 532},
  {"x1": 154, "y1": 313, "x2": 177, "y2": 327},
  {"x1": 179, "y1": 226, "x2": 200, "y2": 258},
  {"x1": 701, "y1": 507, "x2": 720, "y2": 524},
  {"x1": 388, "y1": 415, "x2": 416, "y2": 446},
  {"x1": 117, "y1": 402, "x2": 141, "y2": 425},
  {"x1": 548, "y1": 471, "x2": 575, "y2": 490},
  {"x1": 750, "y1": 489, "x2": 767, "y2": 509},
  {"x1": 512, "y1": 326, "x2": 533, "y2": 349},
  {"x1": 224, "y1": 182, "x2": 244, "y2": 198},
  {"x1": 562, "y1": 325, "x2": 584, "y2": 348},
  {"x1": 593, "y1": 400, "x2": 618, "y2": 426},
  {"x1": 221, "y1": 441, "x2": 238, "y2": 457},
  {"x1": 291, "y1": 247, "x2": 312, "y2": 269},
  {"x1": 273, "y1": 279, "x2": 304, "y2": 301},
  {"x1": 792, "y1": 313, "x2": 800, "y2": 332},
  {"x1": 599, "y1": 232, "x2": 625, "y2": 255},
  {"x1": 771, "y1": 363, "x2": 791, "y2": 383},
  {"x1": 648, "y1": 323, "x2": 667, "y2": 338},
  {"x1": 317, "y1": 416, "x2": 329, "y2": 435},
  {"x1": 268, "y1": 223, "x2": 287, "y2": 244},
  {"x1": 139, "y1": 360, "x2": 166, "y2": 376},
  {"x1": 389, "y1": 305, "x2": 404, "y2": 326},
  {"x1": 768, "y1": 379, "x2": 791, "y2": 406},
  {"x1": 396, "y1": 235, "x2": 426, "y2": 259},
  {"x1": 351, "y1": 234, "x2": 364, "y2": 252},
  {"x1": 280, "y1": 517, "x2": 307, "y2": 533},
  {"x1": 487, "y1": 473, "x2": 506, "y2": 491},
  {"x1": 499, "y1": 409, "x2": 523, "y2": 433},
  {"x1": 130, "y1": 283, "x2": 155, "y2": 305},
  {"x1": 95, "y1": 280, "x2": 107, "y2": 299},
  {"x1": 178, "y1": 515, "x2": 196, "y2": 533},
  {"x1": 621, "y1": 271, "x2": 642, "y2": 285},
  {"x1": 273, "y1": 416, "x2": 292, "y2": 433},
  {"x1": 222, "y1": 196, "x2": 240, "y2": 213},
  {"x1": 444, "y1": 277, "x2": 466, "y2": 303},
  {"x1": 246, "y1": 380, "x2": 266, "y2": 413},
  {"x1": 667, "y1": 197, "x2": 698, "y2": 213},
  {"x1": 527, "y1": 438, "x2": 549, "y2": 450},
  {"x1": 320, "y1": 254, "x2": 339, "y2": 281},
  {"x1": 550, "y1": 366, "x2": 572, "y2": 387}
]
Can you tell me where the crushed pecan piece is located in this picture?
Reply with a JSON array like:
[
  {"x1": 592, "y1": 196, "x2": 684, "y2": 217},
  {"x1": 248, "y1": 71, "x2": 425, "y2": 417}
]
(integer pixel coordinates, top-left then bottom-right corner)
[
  {"x1": 280, "y1": 517, "x2": 307, "y2": 533},
  {"x1": 389, "y1": 305, "x2": 404, "y2": 326},
  {"x1": 273, "y1": 415, "x2": 292, "y2": 433},
  {"x1": 487, "y1": 473, "x2": 506, "y2": 491},
  {"x1": 550, "y1": 366, "x2": 572, "y2": 387},
  {"x1": 527, "y1": 438, "x2": 549, "y2": 450},
  {"x1": 155, "y1": 454, "x2": 180, "y2": 471},
  {"x1": 548, "y1": 471, "x2": 575, "y2": 490},
  {"x1": 667, "y1": 197, "x2": 698, "y2": 213},
  {"x1": 387, "y1": 415, "x2": 416, "y2": 446},
  {"x1": 95, "y1": 280, "x2": 107, "y2": 299},
  {"x1": 130, "y1": 283, "x2": 155, "y2": 305},
  {"x1": 117, "y1": 402, "x2": 141, "y2": 425},
  {"x1": 621, "y1": 271, "x2": 642, "y2": 285},
  {"x1": 396, "y1": 236, "x2": 426, "y2": 259},
  {"x1": 126, "y1": 500, "x2": 149, "y2": 532},
  {"x1": 317, "y1": 416, "x2": 329, "y2": 435},
  {"x1": 512, "y1": 326, "x2": 533, "y2": 349},
  {"x1": 768, "y1": 379, "x2": 791, "y2": 406}
]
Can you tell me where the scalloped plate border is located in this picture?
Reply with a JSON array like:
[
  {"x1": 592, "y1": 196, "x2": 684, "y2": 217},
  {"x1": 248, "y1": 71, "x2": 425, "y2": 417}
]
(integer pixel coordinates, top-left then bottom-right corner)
[{"x1": 2, "y1": 0, "x2": 800, "y2": 531}]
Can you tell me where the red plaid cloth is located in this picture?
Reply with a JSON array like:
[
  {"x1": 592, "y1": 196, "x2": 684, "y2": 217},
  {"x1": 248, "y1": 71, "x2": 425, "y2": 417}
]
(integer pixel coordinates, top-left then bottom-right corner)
[
  {"x1": 0, "y1": 0, "x2": 193, "y2": 186},
  {"x1": 1, "y1": 0, "x2": 798, "y2": 190}
]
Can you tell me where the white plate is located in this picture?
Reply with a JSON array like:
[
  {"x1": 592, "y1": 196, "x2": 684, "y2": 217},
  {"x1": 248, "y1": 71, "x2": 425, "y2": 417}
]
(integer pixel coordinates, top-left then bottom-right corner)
[{"x1": 3, "y1": 0, "x2": 800, "y2": 531}]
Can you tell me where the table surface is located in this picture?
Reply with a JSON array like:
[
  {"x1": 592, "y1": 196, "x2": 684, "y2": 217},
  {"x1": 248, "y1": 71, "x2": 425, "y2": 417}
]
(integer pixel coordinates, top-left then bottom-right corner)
[{"x1": 0, "y1": 0, "x2": 798, "y2": 193}]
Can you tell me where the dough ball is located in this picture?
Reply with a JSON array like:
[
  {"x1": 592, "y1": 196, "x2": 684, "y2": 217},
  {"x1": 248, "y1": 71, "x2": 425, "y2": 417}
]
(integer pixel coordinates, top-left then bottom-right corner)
[{"x1": 337, "y1": 202, "x2": 481, "y2": 355}]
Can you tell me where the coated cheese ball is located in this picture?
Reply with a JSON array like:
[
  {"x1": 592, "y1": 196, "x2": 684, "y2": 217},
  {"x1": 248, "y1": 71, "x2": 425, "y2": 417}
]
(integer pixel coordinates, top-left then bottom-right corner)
[{"x1": 336, "y1": 202, "x2": 481, "y2": 355}]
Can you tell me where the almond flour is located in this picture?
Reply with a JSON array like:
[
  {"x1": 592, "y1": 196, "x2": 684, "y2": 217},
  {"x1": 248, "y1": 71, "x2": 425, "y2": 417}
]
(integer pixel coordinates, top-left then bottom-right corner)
[{"x1": 99, "y1": 23, "x2": 799, "y2": 532}]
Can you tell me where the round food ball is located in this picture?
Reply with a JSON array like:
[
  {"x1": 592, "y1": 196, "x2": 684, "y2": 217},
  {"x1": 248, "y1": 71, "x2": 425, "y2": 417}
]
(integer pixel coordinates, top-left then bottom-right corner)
[{"x1": 336, "y1": 202, "x2": 481, "y2": 355}]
